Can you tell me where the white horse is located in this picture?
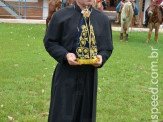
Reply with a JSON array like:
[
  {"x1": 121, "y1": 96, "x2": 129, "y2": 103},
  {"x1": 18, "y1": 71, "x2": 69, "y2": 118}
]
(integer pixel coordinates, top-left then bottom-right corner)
[{"x1": 120, "y1": 1, "x2": 134, "y2": 42}]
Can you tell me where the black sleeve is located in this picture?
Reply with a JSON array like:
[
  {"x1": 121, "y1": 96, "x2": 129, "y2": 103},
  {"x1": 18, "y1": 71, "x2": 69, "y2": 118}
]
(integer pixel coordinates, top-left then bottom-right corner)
[
  {"x1": 43, "y1": 14, "x2": 68, "y2": 64},
  {"x1": 98, "y1": 19, "x2": 113, "y2": 68}
]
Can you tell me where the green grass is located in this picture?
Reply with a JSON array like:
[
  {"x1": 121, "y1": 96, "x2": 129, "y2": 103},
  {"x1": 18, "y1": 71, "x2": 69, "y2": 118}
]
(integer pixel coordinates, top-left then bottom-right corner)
[{"x1": 0, "y1": 23, "x2": 163, "y2": 122}]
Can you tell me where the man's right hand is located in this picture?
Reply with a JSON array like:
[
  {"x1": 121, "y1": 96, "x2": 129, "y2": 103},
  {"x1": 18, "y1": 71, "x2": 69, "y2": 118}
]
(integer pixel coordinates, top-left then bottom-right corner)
[{"x1": 66, "y1": 53, "x2": 80, "y2": 65}]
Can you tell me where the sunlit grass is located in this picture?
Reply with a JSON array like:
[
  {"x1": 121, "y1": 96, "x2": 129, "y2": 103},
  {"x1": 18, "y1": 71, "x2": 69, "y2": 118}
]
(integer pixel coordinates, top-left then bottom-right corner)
[{"x1": 0, "y1": 23, "x2": 163, "y2": 122}]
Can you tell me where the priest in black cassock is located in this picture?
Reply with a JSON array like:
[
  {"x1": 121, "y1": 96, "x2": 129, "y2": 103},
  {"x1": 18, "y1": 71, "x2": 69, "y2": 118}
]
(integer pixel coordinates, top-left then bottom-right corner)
[{"x1": 43, "y1": 0, "x2": 113, "y2": 121}]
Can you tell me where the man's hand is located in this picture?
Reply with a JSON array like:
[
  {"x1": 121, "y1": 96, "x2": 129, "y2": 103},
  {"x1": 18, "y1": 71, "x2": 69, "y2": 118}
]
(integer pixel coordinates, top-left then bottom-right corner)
[
  {"x1": 92, "y1": 55, "x2": 103, "y2": 67},
  {"x1": 66, "y1": 53, "x2": 80, "y2": 65}
]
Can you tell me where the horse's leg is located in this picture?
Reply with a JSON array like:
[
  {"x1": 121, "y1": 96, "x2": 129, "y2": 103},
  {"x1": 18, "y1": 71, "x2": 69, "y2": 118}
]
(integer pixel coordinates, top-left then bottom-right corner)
[
  {"x1": 46, "y1": 1, "x2": 52, "y2": 31},
  {"x1": 125, "y1": 25, "x2": 129, "y2": 42},
  {"x1": 155, "y1": 23, "x2": 160, "y2": 43},
  {"x1": 120, "y1": 33, "x2": 123, "y2": 42},
  {"x1": 146, "y1": 23, "x2": 153, "y2": 43},
  {"x1": 46, "y1": 13, "x2": 52, "y2": 31},
  {"x1": 125, "y1": 24, "x2": 130, "y2": 42},
  {"x1": 125, "y1": 33, "x2": 128, "y2": 42},
  {"x1": 46, "y1": 17, "x2": 50, "y2": 30},
  {"x1": 46, "y1": 8, "x2": 55, "y2": 30},
  {"x1": 120, "y1": 23, "x2": 123, "y2": 42}
]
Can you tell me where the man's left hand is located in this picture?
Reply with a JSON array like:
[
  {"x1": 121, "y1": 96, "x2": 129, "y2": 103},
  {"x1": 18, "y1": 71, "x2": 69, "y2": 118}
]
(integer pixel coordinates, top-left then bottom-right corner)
[{"x1": 92, "y1": 55, "x2": 103, "y2": 67}]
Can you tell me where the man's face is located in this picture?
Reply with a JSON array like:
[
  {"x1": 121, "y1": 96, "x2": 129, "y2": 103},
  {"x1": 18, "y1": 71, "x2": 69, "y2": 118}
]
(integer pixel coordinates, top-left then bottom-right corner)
[{"x1": 76, "y1": 0, "x2": 95, "y2": 7}]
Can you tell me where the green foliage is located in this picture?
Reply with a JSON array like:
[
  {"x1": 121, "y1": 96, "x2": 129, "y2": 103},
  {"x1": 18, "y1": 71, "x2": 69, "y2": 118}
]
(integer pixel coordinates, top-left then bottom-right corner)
[{"x1": 0, "y1": 23, "x2": 162, "y2": 122}]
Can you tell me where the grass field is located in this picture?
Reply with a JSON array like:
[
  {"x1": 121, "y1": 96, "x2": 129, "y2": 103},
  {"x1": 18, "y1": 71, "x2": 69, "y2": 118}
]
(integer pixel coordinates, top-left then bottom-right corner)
[{"x1": 0, "y1": 23, "x2": 163, "y2": 122}]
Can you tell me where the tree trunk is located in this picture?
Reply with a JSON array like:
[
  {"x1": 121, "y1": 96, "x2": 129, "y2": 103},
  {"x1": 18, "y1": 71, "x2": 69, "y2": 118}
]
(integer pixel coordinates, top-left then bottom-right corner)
[{"x1": 139, "y1": 0, "x2": 143, "y2": 27}]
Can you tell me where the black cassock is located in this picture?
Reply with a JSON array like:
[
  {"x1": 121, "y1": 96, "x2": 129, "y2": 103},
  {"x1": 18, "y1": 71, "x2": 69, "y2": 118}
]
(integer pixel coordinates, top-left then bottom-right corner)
[{"x1": 44, "y1": 3, "x2": 113, "y2": 122}]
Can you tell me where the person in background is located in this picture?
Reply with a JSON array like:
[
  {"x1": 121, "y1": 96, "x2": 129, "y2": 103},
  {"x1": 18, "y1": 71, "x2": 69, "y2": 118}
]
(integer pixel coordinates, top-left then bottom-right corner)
[
  {"x1": 102, "y1": 0, "x2": 107, "y2": 9},
  {"x1": 62, "y1": 0, "x2": 67, "y2": 7}
]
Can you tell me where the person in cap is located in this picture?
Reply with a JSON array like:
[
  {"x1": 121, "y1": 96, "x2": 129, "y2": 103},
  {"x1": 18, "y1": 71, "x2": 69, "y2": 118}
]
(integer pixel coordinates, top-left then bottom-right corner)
[{"x1": 43, "y1": 0, "x2": 113, "y2": 121}]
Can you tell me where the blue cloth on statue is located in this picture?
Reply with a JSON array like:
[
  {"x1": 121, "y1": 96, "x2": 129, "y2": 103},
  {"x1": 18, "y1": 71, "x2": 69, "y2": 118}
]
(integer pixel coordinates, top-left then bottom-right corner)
[{"x1": 75, "y1": 17, "x2": 98, "y2": 64}]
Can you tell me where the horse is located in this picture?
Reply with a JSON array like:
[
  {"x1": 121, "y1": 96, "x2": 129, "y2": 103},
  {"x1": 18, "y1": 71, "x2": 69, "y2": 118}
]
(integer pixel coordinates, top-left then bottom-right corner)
[
  {"x1": 146, "y1": 2, "x2": 163, "y2": 43},
  {"x1": 46, "y1": 0, "x2": 75, "y2": 29},
  {"x1": 120, "y1": 1, "x2": 134, "y2": 42}
]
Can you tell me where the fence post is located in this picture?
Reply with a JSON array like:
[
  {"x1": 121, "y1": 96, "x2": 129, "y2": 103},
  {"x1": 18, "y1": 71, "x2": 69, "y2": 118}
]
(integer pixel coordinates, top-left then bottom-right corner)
[
  {"x1": 24, "y1": 0, "x2": 27, "y2": 19},
  {"x1": 138, "y1": 0, "x2": 143, "y2": 27}
]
